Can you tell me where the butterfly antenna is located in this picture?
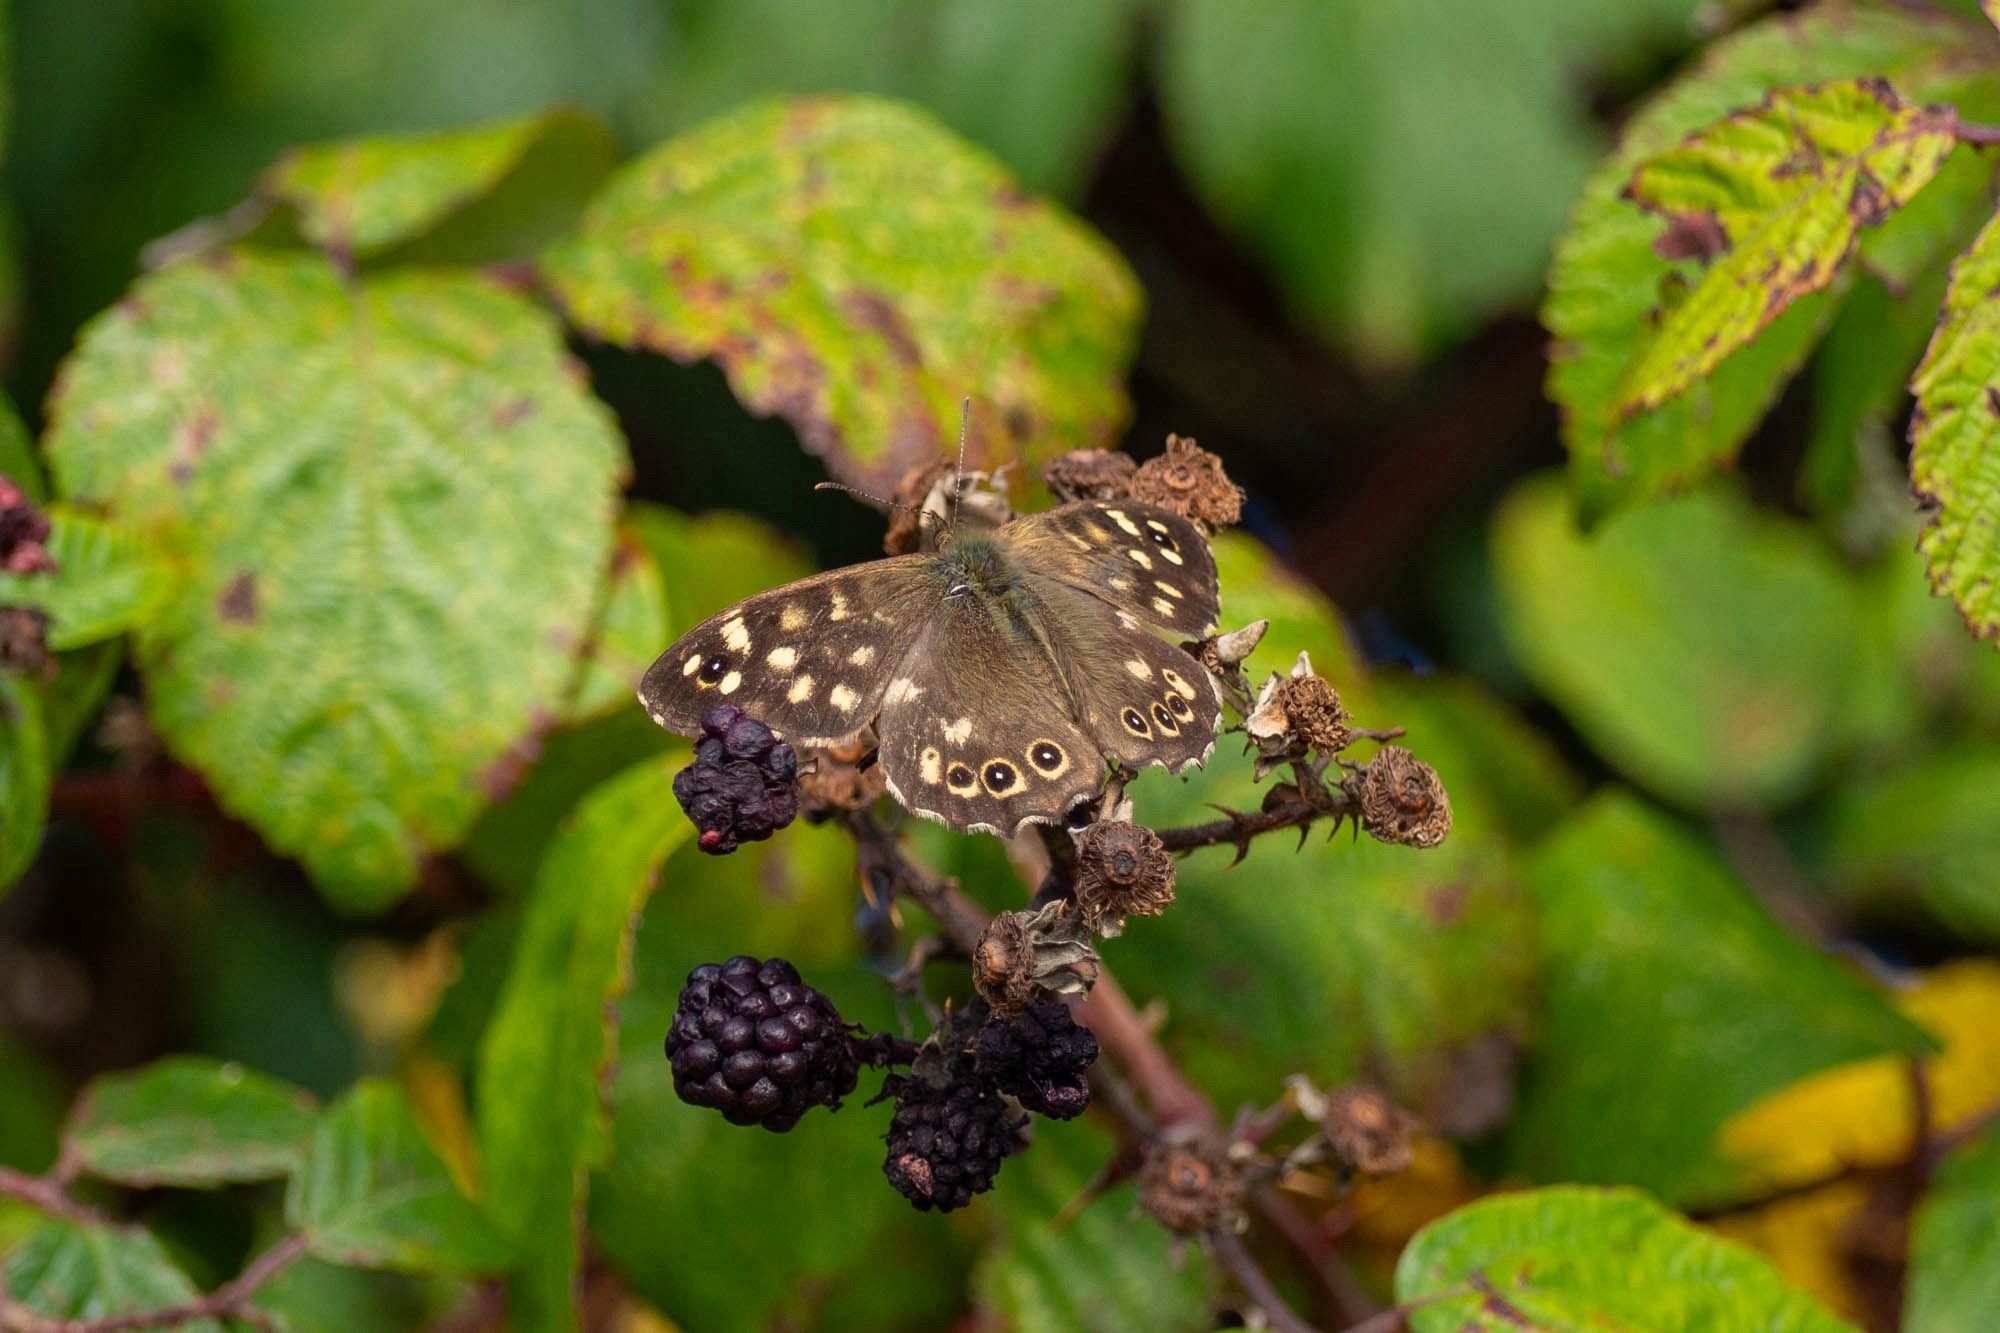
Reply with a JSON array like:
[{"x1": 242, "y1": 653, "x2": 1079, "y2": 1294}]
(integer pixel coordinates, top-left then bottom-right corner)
[
  {"x1": 949, "y1": 397, "x2": 970, "y2": 533},
  {"x1": 813, "y1": 480, "x2": 927, "y2": 521}
]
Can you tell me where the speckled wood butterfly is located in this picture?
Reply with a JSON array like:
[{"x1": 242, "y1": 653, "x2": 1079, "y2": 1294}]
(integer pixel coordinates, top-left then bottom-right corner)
[{"x1": 638, "y1": 498, "x2": 1223, "y2": 836}]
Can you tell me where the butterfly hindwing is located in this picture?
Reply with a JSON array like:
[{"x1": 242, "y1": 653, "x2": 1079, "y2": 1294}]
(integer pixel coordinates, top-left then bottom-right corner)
[
  {"x1": 875, "y1": 593, "x2": 1104, "y2": 836},
  {"x1": 638, "y1": 557, "x2": 940, "y2": 746},
  {"x1": 998, "y1": 501, "x2": 1221, "y2": 638}
]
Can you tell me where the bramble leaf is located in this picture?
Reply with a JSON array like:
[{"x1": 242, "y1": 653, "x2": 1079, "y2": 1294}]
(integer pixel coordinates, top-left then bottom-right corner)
[
  {"x1": 1906, "y1": 1120, "x2": 2000, "y2": 1332},
  {"x1": 1911, "y1": 204, "x2": 2000, "y2": 640},
  {"x1": 66, "y1": 1056, "x2": 318, "y2": 1188},
  {"x1": 0, "y1": 671, "x2": 50, "y2": 898},
  {"x1": 287, "y1": 1078, "x2": 509, "y2": 1275},
  {"x1": 0, "y1": 391, "x2": 41, "y2": 500},
  {"x1": 545, "y1": 94, "x2": 1141, "y2": 496},
  {"x1": 1507, "y1": 792, "x2": 1931, "y2": 1204},
  {"x1": 1396, "y1": 1186, "x2": 1856, "y2": 1332},
  {"x1": 478, "y1": 751, "x2": 691, "y2": 1333},
  {"x1": 1, "y1": 1219, "x2": 222, "y2": 1332},
  {"x1": 261, "y1": 109, "x2": 620, "y2": 263},
  {"x1": 45, "y1": 251, "x2": 627, "y2": 908},
  {"x1": 1815, "y1": 743, "x2": 2000, "y2": 941},
  {"x1": 0, "y1": 506, "x2": 168, "y2": 651},
  {"x1": 1618, "y1": 79, "x2": 1957, "y2": 414}
]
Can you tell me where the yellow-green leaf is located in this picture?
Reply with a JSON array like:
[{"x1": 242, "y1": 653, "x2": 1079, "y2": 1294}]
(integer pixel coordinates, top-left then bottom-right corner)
[
  {"x1": 1911, "y1": 204, "x2": 2000, "y2": 640},
  {"x1": 545, "y1": 94, "x2": 1141, "y2": 496},
  {"x1": 1619, "y1": 78, "x2": 1957, "y2": 414},
  {"x1": 0, "y1": 506, "x2": 167, "y2": 651},
  {"x1": 0, "y1": 671, "x2": 49, "y2": 896}
]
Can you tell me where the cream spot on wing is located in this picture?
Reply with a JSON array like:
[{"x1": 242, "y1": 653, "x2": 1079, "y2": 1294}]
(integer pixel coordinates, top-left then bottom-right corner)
[
  {"x1": 1109, "y1": 575, "x2": 1134, "y2": 593},
  {"x1": 1152, "y1": 597, "x2": 1176, "y2": 617},
  {"x1": 830, "y1": 683, "x2": 858, "y2": 712},
  {"x1": 1125, "y1": 547, "x2": 1153, "y2": 570},
  {"x1": 1155, "y1": 580, "x2": 1184, "y2": 599},
  {"x1": 789, "y1": 674, "x2": 815, "y2": 704},
  {"x1": 1159, "y1": 546, "x2": 1185, "y2": 566},
  {"x1": 829, "y1": 591, "x2": 851, "y2": 621},
  {"x1": 943, "y1": 716, "x2": 973, "y2": 745},
  {"x1": 780, "y1": 603, "x2": 808, "y2": 631},
  {"x1": 885, "y1": 677, "x2": 922, "y2": 705},
  {"x1": 1106, "y1": 509, "x2": 1141, "y2": 536},
  {"x1": 719, "y1": 671, "x2": 742, "y2": 695},
  {"x1": 1117, "y1": 612, "x2": 1139, "y2": 630},
  {"x1": 1082, "y1": 523, "x2": 1111, "y2": 544},
  {"x1": 722, "y1": 617, "x2": 750, "y2": 652},
  {"x1": 767, "y1": 646, "x2": 798, "y2": 670},
  {"x1": 920, "y1": 747, "x2": 942, "y2": 784},
  {"x1": 1064, "y1": 531, "x2": 1091, "y2": 550},
  {"x1": 847, "y1": 644, "x2": 877, "y2": 667},
  {"x1": 682, "y1": 654, "x2": 701, "y2": 677},
  {"x1": 1124, "y1": 658, "x2": 1151, "y2": 680},
  {"x1": 1161, "y1": 668, "x2": 1197, "y2": 699}
]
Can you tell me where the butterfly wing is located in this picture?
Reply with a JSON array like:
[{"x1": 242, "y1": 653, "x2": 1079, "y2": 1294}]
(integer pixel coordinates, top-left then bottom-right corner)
[
  {"x1": 875, "y1": 593, "x2": 1105, "y2": 836},
  {"x1": 638, "y1": 557, "x2": 942, "y2": 746},
  {"x1": 998, "y1": 501, "x2": 1221, "y2": 638}
]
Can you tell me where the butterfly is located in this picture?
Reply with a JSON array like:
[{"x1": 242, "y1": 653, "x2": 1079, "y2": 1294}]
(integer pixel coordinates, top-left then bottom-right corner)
[{"x1": 638, "y1": 497, "x2": 1224, "y2": 836}]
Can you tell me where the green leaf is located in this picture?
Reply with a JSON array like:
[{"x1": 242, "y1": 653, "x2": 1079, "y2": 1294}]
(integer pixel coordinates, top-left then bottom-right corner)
[
  {"x1": 0, "y1": 1038, "x2": 65, "y2": 1174},
  {"x1": 261, "y1": 109, "x2": 620, "y2": 263},
  {"x1": 1, "y1": 1219, "x2": 222, "y2": 1332},
  {"x1": 477, "y1": 751, "x2": 692, "y2": 1333},
  {"x1": 1493, "y1": 475, "x2": 1861, "y2": 808},
  {"x1": 64, "y1": 1056, "x2": 318, "y2": 1188},
  {"x1": 40, "y1": 641, "x2": 121, "y2": 766},
  {"x1": 1815, "y1": 742, "x2": 2000, "y2": 943},
  {"x1": 45, "y1": 251, "x2": 627, "y2": 908},
  {"x1": 1911, "y1": 203, "x2": 2000, "y2": 640},
  {"x1": 1507, "y1": 792, "x2": 1931, "y2": 1204},
  {"x1": 1161, "y1": 0, "x2": 1704, "y2": 366},
  {"x1": 1618, "y1": 79, "x2": 1957, "y2": 414},
  {"x1": 629, "y1": 501, "x2": 814, "y2": 636},
  {"x1": 1544, "y1": 1, "x2": 2000, "y2": 514},
  {"x1": 286, "y1": 1078, "x2": 508, "y2": 1275},
  {"x1": 0, "y1": 670, "x2": 50, "y2": 897},
  {"x1": 564, "y1": 529, "x2": 669, "y2": 724},
  {"x1": 1906, "y1": 1120, "x2": 2000, "y2": 1333},
  {"x1": 0, "y1": 390, "x2": 42, "y2": 501},
  {"x1": 975, "y1": 1117, "x2": 1214, "y2": 1333},
  {"x1": 0, "y1": 506, "x2": 168, "y2": 651},
  {"x1": 1396, "y1": 1186, "x2": 1857, "y2": 1332},
  {"x1": 545, "y1": 94, "x2": 1141, "y2": 497}
]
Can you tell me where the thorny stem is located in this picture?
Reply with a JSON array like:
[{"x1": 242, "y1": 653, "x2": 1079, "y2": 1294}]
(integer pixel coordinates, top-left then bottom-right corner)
[
  {"x1": 1211, "y1": 1228, "x2": 1322, "y2": 1333},
  {"x1": 0, "y1": 1230, "x2": 306, "y2": 1333},
  {"x1": 0, "y1": 1167, "x2": 105, "y2": 1229},
  {"x1": 1154, "y1": 788, "x2": 1355, "y2": 857}
]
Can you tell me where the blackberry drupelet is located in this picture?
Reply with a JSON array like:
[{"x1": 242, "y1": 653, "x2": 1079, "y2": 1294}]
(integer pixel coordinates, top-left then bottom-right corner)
[
  {"x1": 975, "y1": 1003, "x2": 1098, "y2": 1119},
  {"x1": 674, "y1": 704, "x2": 798, "y2": 854},
  {"x1": 882, "y1": 1072, "x2": 1026, "y2": 1212},
  {"x1": 665, "y1": 956, "x2": 859, "y2": 1132}
]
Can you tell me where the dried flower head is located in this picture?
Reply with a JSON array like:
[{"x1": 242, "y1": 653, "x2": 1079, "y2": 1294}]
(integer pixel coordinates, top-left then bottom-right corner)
[
  {"x1": 883, "y1": 460, "x2": 1013, "y2": 554},
  {"x1": 1321, "y1": 1084, "x2": 1418, "y2": 1176},
  {"x1": 1244, "y1": 651, "x2": 1350, "y2": 777},
  {"x1": 0, "y1": 607, "x2": 52, "y2": 678},
  {"x1": 882, "y1": 460, "x2": 955, "y2": 555},
  {"x1": 1138, "y1": 1133, "x2": 1247, "y2": 1234},
  {"x1": 1073, "y1": 821, "x2": 1175, "y2": 936},
  {"x1": 797, "y1": 736, "x2": 888, "y2": 818},
  {"x1": 1130, "y1": 434, "x2": 1243, "y2": 530},
  {"x1": 972, "y1": 901, "x2": 1100, "y2": 1017},
  {"x1": 1041, "y1": 447, "x2": 1137, "y2": 503},
  {"x1": 1353, "y1": 745, "x2": 1451, "y2": 848}
]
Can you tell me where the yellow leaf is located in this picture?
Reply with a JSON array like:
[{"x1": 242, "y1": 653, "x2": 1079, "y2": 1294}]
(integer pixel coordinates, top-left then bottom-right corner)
[{"x1": 1708, "y1": 1181, "x2": 1873, "y2": 1327}]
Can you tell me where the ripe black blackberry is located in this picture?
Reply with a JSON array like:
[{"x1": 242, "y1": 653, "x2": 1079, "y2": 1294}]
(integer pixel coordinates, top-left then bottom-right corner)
[
  {"x1": 975, "y1": 1003, "x2": 1098, "y2": 1119},
  {"x1": 882, "y1": 1071, "x2": 1026, "y2": 1212},
  {"x1": 674, "y1": 704, "x2": 798, "y2": 854},
  {"x1": 665, "y1": 956, "x2": 859, "y2": 1132}
]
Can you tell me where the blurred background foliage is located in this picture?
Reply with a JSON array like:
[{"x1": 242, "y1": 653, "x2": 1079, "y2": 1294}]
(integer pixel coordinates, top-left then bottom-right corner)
[{"x1": 2, "y1": 1, "x2": 1999, "y2": 1331}]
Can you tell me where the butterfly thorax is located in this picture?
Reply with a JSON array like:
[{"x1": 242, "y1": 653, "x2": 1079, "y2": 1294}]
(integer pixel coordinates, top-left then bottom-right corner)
[{"x1": 938, "y1": 536, "x2": 1015, "y2": 598}]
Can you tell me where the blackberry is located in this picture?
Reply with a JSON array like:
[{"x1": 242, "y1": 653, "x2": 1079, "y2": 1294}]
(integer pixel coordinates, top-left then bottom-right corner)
[
  {"x1": 674, "y1": 704, "x2": 798, "y2": 854},
  {"x1": 975, "y1": 1003, "x2": 1098, "y2": 1120},
  {"x1": 882, "y1": 1072, "x2": 1026, "y2": 1212},
  {"x1": 665, "y1": 956, "x2": 859, "y2": 1132}
]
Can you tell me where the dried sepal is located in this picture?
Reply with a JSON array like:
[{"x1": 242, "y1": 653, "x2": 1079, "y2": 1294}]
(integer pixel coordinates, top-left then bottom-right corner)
[
  {"x1": 1129, "y1": 434, "x2": 1243, "y2": 531},
  {"x1": 1137, "y1": 1131, "x2": 1249, "y2": 1234},
  {"x1": 798, "y1": 734, "x2": 887, "y2": 819},
  {"x1": 1244, "y1": 650, "x2": 1351, "y2": 778},
  {"x1": 1320, "y1": 1084, "x2": 1418, "y2": 1176},
  {"x1": 1351, "y1": 745, "x2": 1451, "y2": 848},
  {"x1": 1073, "y1": 820, "x2": 1175, "y2": 936},
  {"x1": 883, "y1": 461, "x2": 1014, "y2": 554},
  {"x1": 972, "y1": 901, "x2": 1100, "y2": 1017},
  {"x1": 1041, "y1": 447, "x2": 1137, "y2": 503}
]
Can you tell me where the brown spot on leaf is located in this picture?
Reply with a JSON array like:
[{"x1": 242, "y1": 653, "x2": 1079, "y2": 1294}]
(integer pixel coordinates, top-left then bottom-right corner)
[
  {"x1": 480, "y1": 719, "x2": 549, "y2": 802},
  {"x1": 840, "y1": 290, "x2": 922, "y2": 366},
  {"x1": 170, "y1": 406, "x2": 220, "y2": 485},
  {"x1": 218, "y1": 571, "x2": 259, "y2": 623},
  {"x1": 1849, "y1": 168, "x2": 1891, "y2": 228},
  {"x1": 1771, "y1": 140, "x2": 1822, "y2": 180},
  {"x1": 994, "y1": 184, "x2": 1032, "y2": 211},
  {"x1": 493, "y1": 396, "x2": 535, "y2": 428},
  {"x1": 1651, "y1": 210, "x2": 1730, "y2": 263},
  {"x1": 1984, "y1": 386, "x2": 2000, "y2": 417}
]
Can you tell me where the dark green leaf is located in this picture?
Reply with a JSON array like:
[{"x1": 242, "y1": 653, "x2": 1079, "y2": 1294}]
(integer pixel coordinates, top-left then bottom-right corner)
[
  {"x1": 2, "y1": 1218, "x2": 222, "y2": 1332},
  {"x1": 1507, "y1": 792, "x2": 1932, "y2": 1204},
  {"x1": 0, "y1": 1038, "x2": 64, "y2": 1173},
  {"x1": 65, "y1": 1056, "x2": 318, "y2": 1189},
  {"x1": 1397, "y1": 1186, "x2": 1856, "y2": 1331},
  {"x1": 1906, "y1": 1120, "x2": 2000, "y2": 1332},
  {"x1": 477, "y1": 752, "x2": 691, "y2": 1333},
  {"x1": 0, "y1": 506, "x2": 168, "y2": 651},
  {"x1": 39, "y1": 640, "x2": 121, "y2": 766},
  {"x1": 545, "y1": 94, "x2": 1141, "y2": 496},
  {"x1": 44, "y1": 251, "x2": 628, "y2": 908},
  {"x1": 286, "y1": 1079, "x2": 508, "y2": 1275},
  {"x1": 0, "y1": 390, "x2": 42, "y2": 500},
  {"x1": 0, "y1": 670, "x2": 50, "y2": 896}
]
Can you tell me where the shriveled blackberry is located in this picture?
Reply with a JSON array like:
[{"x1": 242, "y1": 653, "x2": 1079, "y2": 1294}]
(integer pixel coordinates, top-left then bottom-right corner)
[
  {"x1": 674, "y1": 704, "x2": 798, "y2": 854},
  {"x1": 975, "y1": 1003, "x2": 1098, "y2": 1120},
  {"x1": 882, "y1": 1072, "x2": 1026, "y2": 1212},
  {"x1": 665, "y1": 956, "x2": 859, "y2": 1132}
]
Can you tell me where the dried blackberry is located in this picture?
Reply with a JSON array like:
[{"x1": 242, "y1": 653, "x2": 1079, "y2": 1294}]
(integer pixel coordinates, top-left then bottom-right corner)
[
  {"x1": 975, "y1": 1003, "x2": 1098, "y2": 1120},
  {"x1": 674, "y1": 704, "x2": 798, "y2": 854},
  {"x1": 664, "y1": 956, "x2": 859, "y2": 1132},
  {"x1": 882, "y1": 1071, "x2": 1026, "y2": 1212}
]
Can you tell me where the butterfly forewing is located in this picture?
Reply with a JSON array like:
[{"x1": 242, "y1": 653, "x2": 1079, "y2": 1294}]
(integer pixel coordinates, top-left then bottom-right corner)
[
  {"x1": 638, "y1": 558, "x2": 940, "y2": 745},
  {"x1": 998, "y1": 501, "x2": 1221, "y2": 638}
]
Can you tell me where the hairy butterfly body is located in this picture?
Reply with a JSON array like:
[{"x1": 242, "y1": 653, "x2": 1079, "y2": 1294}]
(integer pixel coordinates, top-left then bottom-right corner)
[{"x1": 639, "y1": 500, "x2": 1223, "y2": 835}]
